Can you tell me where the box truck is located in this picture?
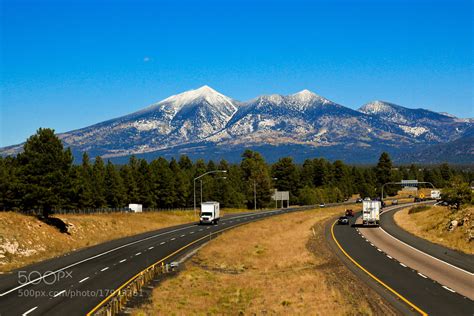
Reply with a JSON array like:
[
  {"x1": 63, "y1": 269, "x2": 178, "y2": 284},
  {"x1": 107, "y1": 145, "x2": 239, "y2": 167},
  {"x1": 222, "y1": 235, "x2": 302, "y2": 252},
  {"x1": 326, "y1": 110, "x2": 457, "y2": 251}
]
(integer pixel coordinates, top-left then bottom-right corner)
[
  {"x1": 200, "y1": 202, "x2": 220, "y2": 225},
  {"x1": 431, "y1": 190, "x2": 441, "y2": 200},
  {"x1": 362, "y1": 199, "x2": 380, "y2": 226},
  {"x1": 128, "y1": 204, "x2": 143, "y2": 213}
]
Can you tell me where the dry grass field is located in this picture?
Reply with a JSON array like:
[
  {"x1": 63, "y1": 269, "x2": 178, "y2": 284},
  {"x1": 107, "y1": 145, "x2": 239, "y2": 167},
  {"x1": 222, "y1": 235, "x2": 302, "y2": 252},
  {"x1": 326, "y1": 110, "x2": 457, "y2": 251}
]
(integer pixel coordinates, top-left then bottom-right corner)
[
  {"x1": 133, "y1": 205, "x2": 397, "y2": 316},
  {"x1": 0, "y1": 209, "x2": 247, "y2": 273},
  {"x1": 394, "y1": 205, "x2": 473, "y2": 254}
]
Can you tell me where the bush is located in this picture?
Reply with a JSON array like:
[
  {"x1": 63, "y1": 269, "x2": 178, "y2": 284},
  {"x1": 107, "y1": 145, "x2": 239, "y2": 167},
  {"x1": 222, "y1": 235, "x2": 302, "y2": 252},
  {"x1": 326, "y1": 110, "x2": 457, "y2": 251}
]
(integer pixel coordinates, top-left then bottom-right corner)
[{"x1": 408, "y1": 205, "x2": 430, "y2": 214}]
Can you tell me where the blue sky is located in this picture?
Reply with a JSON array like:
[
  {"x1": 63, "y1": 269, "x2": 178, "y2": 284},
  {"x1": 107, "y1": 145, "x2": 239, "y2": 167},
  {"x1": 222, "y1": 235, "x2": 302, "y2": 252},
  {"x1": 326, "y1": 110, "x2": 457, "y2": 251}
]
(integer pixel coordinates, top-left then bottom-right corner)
[{"x1": 1, "y1": 0, "x2": 473, "y2": 147}]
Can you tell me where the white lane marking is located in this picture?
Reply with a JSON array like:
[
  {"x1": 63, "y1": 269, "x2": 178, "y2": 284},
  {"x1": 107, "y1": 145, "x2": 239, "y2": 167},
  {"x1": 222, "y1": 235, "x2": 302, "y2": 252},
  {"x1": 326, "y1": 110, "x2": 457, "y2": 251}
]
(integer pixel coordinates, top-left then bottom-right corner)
[
  {"x1": 79, "y1": 277, "x2": 89, "y2": 283},
  {"x1": 100, "y1": 267, "x2": 109, "y2": 271},
  {"x1": 387, "y1": 255, "x2": 393, "y2": 259},
  {"x1": 0, "y1": 206, "x2": 304, "y2": 297},
  {"x1": 135, "y1": 252, "x2": 141, "y2": 256},
  {"x1": 370, "y1": 243, "x2": 374, "y2": 246},
  {"x1": 199, "y1": 229, "x2": 203, "y2": 231},
  {"x1": 417, "y1": 273, "x2": 427, "y2": 278},
  {"x1": 379, "y1": 226, "x2": 473, "y2": 276},
  {"x1": 0, "y1": 223, "x2": 196, "y2": 296},
  {"x1": 190, "y1": 231, "x2": 194, "y2": 234},
  {"x1": 119, "y1": 259, "x2": 127, "y2": 263},
  {"x1": 53, "y1": 290, "x2": 66, "y2": 297},
  {"x1": 377, "y1": 248, "x2": 382, "y2": 252},
  {"x1": 22, "y1": 306, "x2": 38, "y2": 315},
  {"x1": 148, "y1": 246, "x2": 154, "y2": 250},
  {"x1": 206, "y1": 227, "x2": 210, "y2": 229},
  {"x1": 160, "y1": 242, "x2": 165, "y2": 245},
  {"x1": 400, "y1": 263, "x2": 407, "y2": 267},
  {"x1": 180, "y1": 234, "x2": 185, "y2": 237},
  {"x1": 171, "y1": 238, "x2": 176, "y2": 240},
  {"x1": 442, "y1": 285, "x2": 456, "y2": 293}
]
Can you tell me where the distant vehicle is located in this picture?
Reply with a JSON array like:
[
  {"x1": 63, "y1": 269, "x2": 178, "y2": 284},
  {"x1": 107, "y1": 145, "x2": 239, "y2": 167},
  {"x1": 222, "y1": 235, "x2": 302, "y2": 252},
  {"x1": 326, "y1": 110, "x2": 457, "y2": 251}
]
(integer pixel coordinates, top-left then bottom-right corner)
[
  {"x1": 128, "y1": 204, "x2": 143, "y2": 213},
  {"x1": 391, "y1": 199, "x2": 398, "y2": 205},
  {"x1": 356, "y1": 198, "x2": 363, "y2": 203},
  {"x1": 200, "y1": 202, "x2": 220, "y2": 225},
  {"x1": 345, "y1": 209, "x2": 354, "y2": 217},
  {"x1": 431, "y1": 190, "x2": 441, "y2": 200},
  {"x1": 338, "y1": 216, "x2": 349, "y2": 225},
  {"x1": 362, "y1": 200, "x2": 380, "y2": 226},
  {"x1": 319, "y1": 203, "x2": 326, "y2": 208}
]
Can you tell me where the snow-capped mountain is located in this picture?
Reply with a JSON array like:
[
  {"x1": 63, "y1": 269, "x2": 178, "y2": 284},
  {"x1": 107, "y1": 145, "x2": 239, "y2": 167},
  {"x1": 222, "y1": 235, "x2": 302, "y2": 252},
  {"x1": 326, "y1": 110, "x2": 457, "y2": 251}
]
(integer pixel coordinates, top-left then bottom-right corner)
[
  {"x1": 1, "y1": 86, "x2": 472, "y2": 163},
  {"x1": 56, "y1": 85, "x2": 238, "y2": 157}
]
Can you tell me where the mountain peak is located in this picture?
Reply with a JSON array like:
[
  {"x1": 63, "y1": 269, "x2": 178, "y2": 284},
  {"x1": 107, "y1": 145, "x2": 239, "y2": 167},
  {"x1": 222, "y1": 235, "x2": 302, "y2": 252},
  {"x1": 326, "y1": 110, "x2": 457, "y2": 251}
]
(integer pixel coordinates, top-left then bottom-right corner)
[
  {"x1": 359, "y1": 100, "x2": 399, "y2": 114},
  {"x1": 158, "y1": 85, "x2": 236, "y2": 111}
]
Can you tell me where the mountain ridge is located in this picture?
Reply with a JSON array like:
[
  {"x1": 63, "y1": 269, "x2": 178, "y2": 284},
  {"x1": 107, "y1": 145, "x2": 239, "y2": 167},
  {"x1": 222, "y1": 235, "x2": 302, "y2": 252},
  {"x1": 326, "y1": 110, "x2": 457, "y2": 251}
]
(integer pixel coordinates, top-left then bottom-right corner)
[{"x1": 1, "y1": 86, "x2": 472, "y2": 164}]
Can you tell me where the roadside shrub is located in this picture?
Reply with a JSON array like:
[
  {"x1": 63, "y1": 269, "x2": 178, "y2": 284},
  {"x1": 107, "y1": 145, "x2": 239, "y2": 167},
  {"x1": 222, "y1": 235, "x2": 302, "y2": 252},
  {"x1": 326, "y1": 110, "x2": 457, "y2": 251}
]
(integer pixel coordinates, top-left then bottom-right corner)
[{"x1": 408, "y1": 205, "x2": 430, "y2": 214}]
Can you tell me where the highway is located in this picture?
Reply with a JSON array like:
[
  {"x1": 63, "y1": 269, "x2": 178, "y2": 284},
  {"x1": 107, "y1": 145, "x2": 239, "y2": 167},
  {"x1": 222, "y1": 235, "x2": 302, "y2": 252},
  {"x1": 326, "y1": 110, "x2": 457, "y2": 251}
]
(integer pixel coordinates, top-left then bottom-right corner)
[
  {"x1": 329, "y1": 204, "x2": 474, "y2": 316},
  {"x1": 0, "y1": 206, "x2": 321, "y2": 316}
]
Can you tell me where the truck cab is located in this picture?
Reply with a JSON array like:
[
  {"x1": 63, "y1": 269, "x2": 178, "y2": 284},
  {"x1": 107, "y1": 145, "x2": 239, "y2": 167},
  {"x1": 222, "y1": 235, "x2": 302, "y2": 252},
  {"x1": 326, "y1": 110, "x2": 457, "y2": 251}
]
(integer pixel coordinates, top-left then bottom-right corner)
[{"x1": 200, "y1": 201, "x2": 220, "y2": 225}]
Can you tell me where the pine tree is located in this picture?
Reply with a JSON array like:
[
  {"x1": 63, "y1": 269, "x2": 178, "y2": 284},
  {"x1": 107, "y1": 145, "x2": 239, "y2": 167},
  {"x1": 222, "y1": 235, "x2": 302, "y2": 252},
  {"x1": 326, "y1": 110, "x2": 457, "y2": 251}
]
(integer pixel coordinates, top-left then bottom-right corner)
[
  {"x1": 17, "y1": 128, "x2": 73, "y2": 216},
  {"x1": 91, "y1": 156, "x2": 107, "y2": 208},
  {"x1": 241, "y1": 150, "x2": 272, "y2": 209},
  {"x1": 375, "y1": 152, "x2": 394, "y2": 197},
  {"x1": 271, "y1": 157, "x2": 300, "y2": 201},
  {"x1": 104, "y1": 161, "x2": 125, "y2": 208},
  {"x1": 75, "y1": 152, "x2": 94, "y2": 208}
]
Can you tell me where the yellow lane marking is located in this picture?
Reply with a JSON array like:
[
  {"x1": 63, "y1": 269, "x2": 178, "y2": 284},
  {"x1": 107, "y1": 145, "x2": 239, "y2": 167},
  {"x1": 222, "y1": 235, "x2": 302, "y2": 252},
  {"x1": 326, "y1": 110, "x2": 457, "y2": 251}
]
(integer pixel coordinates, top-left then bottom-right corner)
[
  {"x1": 330, "y1": 221, "x2": 428, "y2": 316},
  {"x1": 87, "y1": 221, "x2": 254, "y2": 315}
]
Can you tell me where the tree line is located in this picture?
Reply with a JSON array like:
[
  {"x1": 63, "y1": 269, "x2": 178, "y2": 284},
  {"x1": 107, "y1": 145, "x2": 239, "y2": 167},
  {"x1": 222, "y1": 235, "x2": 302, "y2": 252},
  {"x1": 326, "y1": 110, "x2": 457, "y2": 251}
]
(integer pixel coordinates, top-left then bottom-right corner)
[{"x1": 1, "y1": 128, "x2": 472, "y2": 216}]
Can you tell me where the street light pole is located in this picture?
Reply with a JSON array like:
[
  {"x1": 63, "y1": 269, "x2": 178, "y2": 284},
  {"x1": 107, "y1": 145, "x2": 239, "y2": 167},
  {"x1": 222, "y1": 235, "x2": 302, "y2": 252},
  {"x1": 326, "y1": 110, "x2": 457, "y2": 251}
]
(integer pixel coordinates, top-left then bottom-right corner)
[
  {"x1": 200, "y1": 180, "x2": 203, "y2": 205},
  {"x1": 193, "y1": 170, "x2": 227, "y2": 218},
  {"x1": 254, "y1": 180, "x2": 257, "y2": 211}
]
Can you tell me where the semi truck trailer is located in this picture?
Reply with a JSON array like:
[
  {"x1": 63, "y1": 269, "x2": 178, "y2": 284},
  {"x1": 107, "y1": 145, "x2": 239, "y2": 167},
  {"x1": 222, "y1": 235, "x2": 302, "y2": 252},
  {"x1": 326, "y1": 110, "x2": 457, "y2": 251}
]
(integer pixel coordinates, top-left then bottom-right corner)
[{"x1": 362, "y1": 199, "x2": 380, "y2": 226}]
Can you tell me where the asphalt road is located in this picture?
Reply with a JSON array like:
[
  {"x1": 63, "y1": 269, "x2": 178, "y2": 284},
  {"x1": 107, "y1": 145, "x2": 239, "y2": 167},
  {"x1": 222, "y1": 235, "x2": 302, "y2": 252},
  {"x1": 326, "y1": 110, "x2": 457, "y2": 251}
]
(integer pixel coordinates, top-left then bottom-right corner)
[
  {"x1": 330, "y1": 204, "x2": 474, "y2": 316},
  {"x1": 0, "y1": 205, "x2": 331, "y2": 316}
]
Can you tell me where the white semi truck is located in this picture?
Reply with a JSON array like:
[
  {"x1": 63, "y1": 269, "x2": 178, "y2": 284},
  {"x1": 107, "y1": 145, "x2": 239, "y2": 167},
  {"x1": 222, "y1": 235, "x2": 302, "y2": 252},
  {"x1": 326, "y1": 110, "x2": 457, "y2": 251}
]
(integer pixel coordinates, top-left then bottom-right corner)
[
  {"x1": 200, "y1": 201, "x2": 220, "y2": 225},
  {"x1": 362, "y1": 199, "x2": 380, "y2": 226}
]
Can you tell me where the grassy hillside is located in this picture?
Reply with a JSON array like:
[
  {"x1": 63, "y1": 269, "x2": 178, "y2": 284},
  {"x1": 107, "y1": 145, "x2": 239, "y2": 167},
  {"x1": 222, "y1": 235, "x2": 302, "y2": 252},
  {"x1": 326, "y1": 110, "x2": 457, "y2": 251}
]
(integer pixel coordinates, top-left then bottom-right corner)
[
  {"x1": 0, "y1": 209, "x2": 246, "y2": 273},
  {"x1": 394, "y1": 205, "x2": 473, "y2": 254}
]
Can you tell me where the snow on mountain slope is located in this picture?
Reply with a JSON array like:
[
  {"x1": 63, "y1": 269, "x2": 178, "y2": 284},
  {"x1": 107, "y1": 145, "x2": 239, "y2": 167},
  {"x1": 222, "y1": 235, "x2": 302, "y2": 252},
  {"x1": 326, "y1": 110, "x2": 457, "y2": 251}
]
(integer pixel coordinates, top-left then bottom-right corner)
[
  {"x1": 58, "y1": 86, "x2": 239, "y2": 156},
  {"x1": 359, "y1": 100, "x2": 470, "y2": 142},
  {"x1": 1, "y1": 87, "x2": 472, "y2": 163}
]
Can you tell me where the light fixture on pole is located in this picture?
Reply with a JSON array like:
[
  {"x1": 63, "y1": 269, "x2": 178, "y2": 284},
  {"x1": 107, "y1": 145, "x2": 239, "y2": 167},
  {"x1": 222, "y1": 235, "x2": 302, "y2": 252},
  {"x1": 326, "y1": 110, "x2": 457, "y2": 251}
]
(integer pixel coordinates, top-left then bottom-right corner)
[
  {"x1": 200, "y1": 176, "x2": 227, "y2": 205},
  {"x1": 193, "y1": 170, "x2": 227, "y2": 217}
]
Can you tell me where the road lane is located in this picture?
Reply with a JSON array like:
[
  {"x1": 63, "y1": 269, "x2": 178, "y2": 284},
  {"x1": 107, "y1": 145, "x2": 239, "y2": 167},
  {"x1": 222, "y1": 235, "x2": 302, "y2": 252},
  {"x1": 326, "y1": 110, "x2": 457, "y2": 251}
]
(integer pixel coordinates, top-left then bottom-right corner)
[
  {"x1": 330, "y1": 205, "x2": 474, "y2": 316},
  {"x1": 0, "y1": 206, "x2": 323, "y2": 315}
]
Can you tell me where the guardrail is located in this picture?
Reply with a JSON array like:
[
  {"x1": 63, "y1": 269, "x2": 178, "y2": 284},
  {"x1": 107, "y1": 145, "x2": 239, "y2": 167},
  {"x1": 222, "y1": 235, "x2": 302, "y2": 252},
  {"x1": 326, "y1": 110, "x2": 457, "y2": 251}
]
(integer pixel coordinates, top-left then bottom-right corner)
[{"x1": 93, "y1": 262, "x2": 177, "y2": 316}]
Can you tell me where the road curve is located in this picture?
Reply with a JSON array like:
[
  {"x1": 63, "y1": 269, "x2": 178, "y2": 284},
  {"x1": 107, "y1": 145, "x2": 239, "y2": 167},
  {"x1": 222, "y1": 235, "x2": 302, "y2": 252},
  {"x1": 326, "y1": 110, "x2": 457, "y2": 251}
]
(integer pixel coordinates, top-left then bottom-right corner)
[
  {"x1": 0, "y1": 205, "x2": 334, "y2": 316},
  {"x1": 329, "y1": 204, "x2": 474, "y2": 316}
]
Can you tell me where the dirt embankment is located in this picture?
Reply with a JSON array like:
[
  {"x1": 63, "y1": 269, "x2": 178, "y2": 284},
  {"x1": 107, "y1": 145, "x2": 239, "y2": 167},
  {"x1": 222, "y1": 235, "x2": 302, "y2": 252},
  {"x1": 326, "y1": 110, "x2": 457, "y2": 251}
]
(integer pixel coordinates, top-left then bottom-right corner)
[
  {"x1": 394, "y1": 205, "x2": 473, "y2": 255},
  {"x1": 133, "y1": 206, "x2": 397, "y2": 315},
  {"x1": 0, "y1": 211, "x2": 201, "y2": 273}
]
